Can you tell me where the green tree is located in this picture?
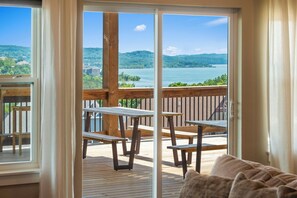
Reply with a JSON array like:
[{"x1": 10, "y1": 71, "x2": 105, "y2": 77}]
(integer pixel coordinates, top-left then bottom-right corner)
[
  {"x1": 0, "y1": 58, "x2": 31, "y2": 75},
  {"x1": 168, "y1": 74, "x2": 227, "y2": 87},
  {"x1": 83, "y1": 74, "x2": 102, "y2": 89}
]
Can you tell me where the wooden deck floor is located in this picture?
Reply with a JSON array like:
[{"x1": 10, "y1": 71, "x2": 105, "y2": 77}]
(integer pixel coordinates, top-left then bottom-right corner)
[
  {"x1": 83, "y1": 136, "x2": 227, "y2": 198},
  {"x1": 0, "y1": 135, "x2": 226, "y2": 197}
]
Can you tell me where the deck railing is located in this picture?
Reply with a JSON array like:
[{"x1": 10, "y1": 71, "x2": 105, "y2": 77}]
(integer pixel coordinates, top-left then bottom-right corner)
[
  {"x1": 0, "y1": 86, "x2": 227, "y2": 135},
  {"x1": 0, "y1": 85, "x2": 31, "y2": 135},
  {"x1": 82, "y1": 86, "x2": 227, "y2": 132}
]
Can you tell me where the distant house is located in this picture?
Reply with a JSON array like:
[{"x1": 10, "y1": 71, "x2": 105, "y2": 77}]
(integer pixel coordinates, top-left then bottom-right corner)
[
  {"x1": 16, "y1": 60, "x2": 29, "y2": 65},
  {"x1": 83, "y1": 67, "x2": 101, "y2": 76}
]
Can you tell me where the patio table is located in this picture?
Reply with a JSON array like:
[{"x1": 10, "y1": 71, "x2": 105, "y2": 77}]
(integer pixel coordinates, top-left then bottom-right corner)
[{"x1": 83, "y1": 107, "x2": 181, "y2": 169}]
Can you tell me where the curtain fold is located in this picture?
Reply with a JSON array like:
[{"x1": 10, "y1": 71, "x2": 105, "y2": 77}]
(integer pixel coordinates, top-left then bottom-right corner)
[
  {"x1": 40, "y1": 0, "x2": 82, "y2": 197},
  {"x1": 266, "y1": 0, "x2": 297, "y2": 174}
]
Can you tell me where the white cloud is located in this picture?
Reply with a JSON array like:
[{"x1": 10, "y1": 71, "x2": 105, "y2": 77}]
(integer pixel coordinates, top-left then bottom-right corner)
[
  {"x1": 215, "y1": 48, "x2": 227, "y2": 54},
  {"x1": 186, "y1": 48, "x2": 227, "y2": 54},
  {"x1": 206, "y1": 17, "x2": 228, "y2": 26},
  {"x1": 164, "y1": 46, "x2": 181, "y2": 56},
  {"x1": 134, "y1": 24, "x2": 146, "y2": 32},
  {"x1": 163, "y1": 47, "x2": 227, "y2": 56},
  {"x1": 194, "y1": 48, "x2": 203, "y2": 53}
]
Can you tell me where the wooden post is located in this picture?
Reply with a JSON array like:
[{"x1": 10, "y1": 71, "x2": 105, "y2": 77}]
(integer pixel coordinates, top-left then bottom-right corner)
[{"x1": 102, "y1": 13, "x2": 119, "y2": 136}]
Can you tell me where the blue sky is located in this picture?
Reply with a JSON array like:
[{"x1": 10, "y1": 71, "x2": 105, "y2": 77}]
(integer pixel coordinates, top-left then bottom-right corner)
[
  {"x1": 0, "y1": 7, "x2": 31, "y2": 47},
  {"x1": 84, "y1": 12, "x2": 228, "y2": 55},
  {"x1": 0, "y1": 7, "x2": 228, "y2": 55}
]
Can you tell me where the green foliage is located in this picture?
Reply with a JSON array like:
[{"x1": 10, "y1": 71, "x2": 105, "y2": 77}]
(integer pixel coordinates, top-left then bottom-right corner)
[
  {"x1": 119, "y1": 82, "x2": 135, "y2": 88},
  {"x1": 119, "y1": 98, "x2": 141, "y2": 108},
  {"x1": 167, "y1": 82, "x2": 188, "y2": 87},
  {"x1": 119, "y1": 72, "x2": 140, "y2": 82},
  {"x1": 119, "y1": 50, "x2": 154, "y2": 69},
  {"x1": 83, "y1": 48, "x2": 103, "y2": 68},
  {"x1": 83, "y1": 74, "x2": 102, "y2": 89},
  {"x1": 83, "y1": 72, "x2": 140, "y2": 89},
  {"x1": 168, "y1": 74, "x2": 227, "y2": 87},
  {"x1": 0, "y1": 45, "x2": 31, "y2": 62},
  {"x1": 118, "y1": 81, "x2": 141, "y2": 108},
  {"x1": 119, "y1": 50, "x2": 227, "y2": 69},
  {"x1": 163, "y1": 53, "x2": 226, "y2": 68},
  {"x1": 0, "y1": 45, "x2": 227, "y2": 70},
  {"x1": 0, "y1": 58, "x2": 31, "y2": 75},
  {"x1": 4, "y1": 103, "x2": 16, "y2": 114}
]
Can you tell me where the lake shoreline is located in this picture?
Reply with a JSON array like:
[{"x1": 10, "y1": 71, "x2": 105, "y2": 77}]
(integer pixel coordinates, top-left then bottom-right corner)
[{"x1": 120, "y1": 64, "x2": 227, "y2": 87}]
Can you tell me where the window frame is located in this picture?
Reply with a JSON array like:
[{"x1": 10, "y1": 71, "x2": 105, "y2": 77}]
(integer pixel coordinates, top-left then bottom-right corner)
[{"x1": 0, "y1": 6, "x2": 41, "y2": 176}]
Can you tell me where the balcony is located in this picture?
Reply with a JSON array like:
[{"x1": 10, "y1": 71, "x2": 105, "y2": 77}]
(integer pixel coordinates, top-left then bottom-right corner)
[{"x1": 0, "y1": 85, "x2": 227, "y2": 196}]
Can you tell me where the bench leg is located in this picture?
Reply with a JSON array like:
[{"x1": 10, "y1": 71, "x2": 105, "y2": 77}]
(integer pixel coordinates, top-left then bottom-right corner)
[
  {"x1": 167, "y1": 116, "x2": 180, "y2": 166},
  {"x1": 82, "y1": 139, "x2": 88, "y2": 159},
  {"x1": 0, "y1": 136, "x2": 3, "y2": 152},
  {"x1": 12, "y1": 134, "x2": 16, "y2": 154},
  {"x1": 119, "y1": 116, "x2": 128, "y2": 155},
  {"x1": 111, "y1": 142, "x2": 119, "y2": 170},
  {"x1": 19, "y1": 133, "x2": 22, "y2": 155},
  {"x1": 135, "y1": 130, "x2": 141, "y2": 154},
  {"x1": 181, "y1": 150, "x2": 188, "y2": 179},
  {"x1": 128, "y1": 117, "x2": 139, "y2": 169},
  {"x1": 196, "y1": 126, "x2": 203, "y2": 173},
  {"x1": 187, "y1": 137, "x2": 193, "y2": 165}
]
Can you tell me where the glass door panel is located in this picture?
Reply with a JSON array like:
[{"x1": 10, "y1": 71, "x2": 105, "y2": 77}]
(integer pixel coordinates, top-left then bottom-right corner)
[{"x1": 162, "y1": 14, "x2": 229, "y2": 184}]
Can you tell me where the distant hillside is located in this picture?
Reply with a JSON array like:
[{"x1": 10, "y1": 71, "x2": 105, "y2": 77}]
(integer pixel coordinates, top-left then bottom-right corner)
[
  {"x1": 0, "y1": 45, "x2": 31, "y2": 62},
  {"x1": 163, "y1": 53, "x2": 227, "y2": 68},
  {"x1": 85, "y1": 49, "x2": 227, "y2": 69},
  {"x1": 0, "y1": 45, "x2": 228, "y2": 68}
]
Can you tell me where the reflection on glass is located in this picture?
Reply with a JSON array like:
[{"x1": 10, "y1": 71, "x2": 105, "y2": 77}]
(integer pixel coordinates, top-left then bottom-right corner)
[
  {"x1": 83, "y1": 12, "x2": 103, "y2": 89},
  {"x1": 0, "y1": 7, "x2": 32, "y2": 76},
  {"x1": 0, "y1": 83, "x2": 32, "y2": 163},
  {"x1": 118, "y1": 13, "x2": 154, "y2": 88},
  {"x1": 0, "y1": 7, "x2": 32, "y2": 163}
]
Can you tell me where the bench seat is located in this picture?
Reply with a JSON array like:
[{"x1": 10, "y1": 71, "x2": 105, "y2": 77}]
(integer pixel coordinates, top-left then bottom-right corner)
[
  {"x1": 132, "y1": 125, "x2": 197, "y2": 166},
  {"x1": 135, "y1": 125, "x2": 197, "y2": 139},
  {"x1": 83, "y1": 132, "x2": 126, "y2": 143},
  {"x1": 167, "y1": 143, "x2": 227, "y2": 178},
  {"x1": 167, "y1": 143, "x2": 227, "y2": 152},
  {"x1": 82, "y1": 132, "x2": 128, "y2": 170}
]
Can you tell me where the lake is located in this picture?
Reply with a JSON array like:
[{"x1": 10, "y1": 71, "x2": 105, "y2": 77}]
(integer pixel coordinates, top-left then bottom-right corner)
[{"x1": 120, "y1": 64, "x2": 227, "y2": 87}]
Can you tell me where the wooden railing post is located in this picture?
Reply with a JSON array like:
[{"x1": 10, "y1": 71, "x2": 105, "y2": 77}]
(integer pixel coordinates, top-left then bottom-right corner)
[{"x1": 102, "y1": 13, "x2": 119, "y2": 136}]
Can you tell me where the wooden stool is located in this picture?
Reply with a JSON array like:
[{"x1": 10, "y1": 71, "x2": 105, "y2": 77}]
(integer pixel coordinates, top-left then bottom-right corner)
[{"x1": 12, "y1": 106, "x2": 31, "y2": 155}]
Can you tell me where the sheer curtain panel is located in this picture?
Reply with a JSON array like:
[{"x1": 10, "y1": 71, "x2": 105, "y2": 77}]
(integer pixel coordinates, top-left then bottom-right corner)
[
  {"x1": 41, "y1": 0, "x2": 82, "y2": 197},
  {"x1": 266, "y1": 0, "x2": 297, "y2": 174}
]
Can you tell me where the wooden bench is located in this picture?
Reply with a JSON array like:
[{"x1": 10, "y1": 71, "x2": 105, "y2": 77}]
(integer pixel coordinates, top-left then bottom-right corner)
[
  {"x1": 167, "y1": 143, "x2": 227, "y2": 178},
  {"x1": 82, "y1": 132, "x2": 129, "y2": 170},
  {"x1": 132, "y1": 125, "x2": 197, "y2": 166}
]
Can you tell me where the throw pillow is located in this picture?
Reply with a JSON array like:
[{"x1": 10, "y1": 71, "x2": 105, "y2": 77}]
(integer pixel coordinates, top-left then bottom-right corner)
[
  {"x1": 179, "y1": 170, "x2": 233, "y2": 198},
  {"x1": 210, "y1": 154, "x2": 254, "y2": 179},
  {"x1": 266, "y1": 173, "x2": 297, "y2": 187},
  {"x1": 277, "y1": 185, "x2": 297, "y2": 198},
  {"x1": 242, "y1": 168, "x2": 272, "y2": 182},
  {"x1": 287, "y1": 180, "x2": 297, "y2": 189},
  {"x1": 229, "y1": 172, "x2": 277, "y2": 198}
]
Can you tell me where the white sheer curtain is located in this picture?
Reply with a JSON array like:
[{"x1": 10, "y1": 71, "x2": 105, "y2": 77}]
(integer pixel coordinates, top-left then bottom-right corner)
[
  {"x1": 267, "y1": 0, "x2": 297, "y2": 174},
  {"x1": 40, "y1": 0, "x2": 82, "y2": 197}
]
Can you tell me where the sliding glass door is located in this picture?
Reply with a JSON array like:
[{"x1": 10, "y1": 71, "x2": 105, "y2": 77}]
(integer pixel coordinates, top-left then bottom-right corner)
[{"x1": 82, "y1": 4, "x2": 236, "y2": 197}]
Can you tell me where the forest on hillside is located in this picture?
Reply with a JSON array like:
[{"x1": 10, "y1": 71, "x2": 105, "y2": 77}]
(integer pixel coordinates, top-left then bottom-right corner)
[{"x1": 0, "y1": 45, "x2": 227, "y2": 69}]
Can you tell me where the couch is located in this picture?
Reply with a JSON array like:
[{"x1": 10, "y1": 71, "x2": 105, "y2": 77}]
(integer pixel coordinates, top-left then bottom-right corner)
[{"x1": 179, "y1": 154, "x2": 297, "y2": 198}]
